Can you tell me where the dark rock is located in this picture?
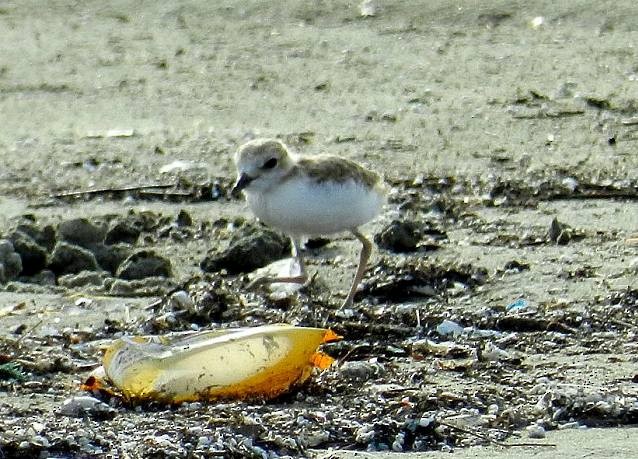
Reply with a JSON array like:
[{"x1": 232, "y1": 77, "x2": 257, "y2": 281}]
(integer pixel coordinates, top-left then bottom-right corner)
[
  {"x1": 9, "y1": 231, "x2": 48, "y2": 275},
  {"x1": 157, "y1": 224, "x2": 176, "y2": 238},
  {"x1": 90, "y1": 243, "x2": 132, "y2": 274},
  {"x1": 374, "y1": 219, "x2": 422, "y2": 253},
  {"x1": 0, "y1": 239, "x2": 23, "y2": 282},
  {"x1": 58, "y1": 218, "x2": 107, "y2": 248},
  {"x1": 547, "y1": 217, "x2": 584, "y2": 245},
  {"x1": 503, "y1": 260, "x2": 530, "y2": 272},
  {"x1": 128, "y1": 210, "x2": 171, "y2": 232},
  {"x1": 104, "y1": 221, "x2": 141, "y2": 245},
  {"x1": 15, "y1": 223, "x2": 56, "y2": 251},
  {"x1": 175, "y1": 209, "x2": 193, "y2": 227},
  {"x1": 116, "y1": 250, "x2": 172, "y2": 280},
  {"x1": 58, "y1": 270, "x2": 111, "y2": 289},
  {"x1": 548, "y1": 217, "x2": 563, "y2": 243},
  {"x1": 25, "y1": 270, "x2": 56, "y2": 286},
  {"x1": 200, "y1": 224, "x2": 290, "y2": 275},
  {"x1": 48, "y1": 242, "x2": 99, "y2": 276}
]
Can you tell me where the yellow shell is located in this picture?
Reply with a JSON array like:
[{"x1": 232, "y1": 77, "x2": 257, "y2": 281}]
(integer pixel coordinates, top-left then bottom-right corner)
[{"x1": 101, "y1": 324, "x2": 339, "y2": 403}]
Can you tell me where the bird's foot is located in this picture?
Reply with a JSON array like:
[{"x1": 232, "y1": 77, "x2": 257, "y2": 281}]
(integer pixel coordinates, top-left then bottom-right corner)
[{"x1": 246, "y1": 274, "x2": 308, "y2": 290}]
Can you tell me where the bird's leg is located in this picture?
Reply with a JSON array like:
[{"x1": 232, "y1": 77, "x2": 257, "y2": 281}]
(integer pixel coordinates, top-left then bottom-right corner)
[
  {"x1": 341, "y1": 229, "x2": 372, "y2": 309},
  {"x1": 247, "y1": 237, "x2": 308, "y2": 289}
]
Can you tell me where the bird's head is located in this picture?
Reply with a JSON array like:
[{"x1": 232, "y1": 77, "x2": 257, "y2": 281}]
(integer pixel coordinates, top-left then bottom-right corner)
[{"x1": 232, "y1": 138, "x2": 294, "y2": 195}]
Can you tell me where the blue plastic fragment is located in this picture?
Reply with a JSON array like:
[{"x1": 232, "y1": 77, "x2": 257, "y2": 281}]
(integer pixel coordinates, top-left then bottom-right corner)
[{"x1": 506, "y1": 299, "x2": 528, "y2": 312}]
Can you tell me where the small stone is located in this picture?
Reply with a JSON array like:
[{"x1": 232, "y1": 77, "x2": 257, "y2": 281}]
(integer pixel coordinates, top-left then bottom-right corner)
[
  {"x1": 436, "y1": 319, "x2": 464, "y2": 337},
  {"x1": 90, "y1": 243, "x2": 132, "y2": 274},
  {"x1": 48, "y1": 242, "x2": 99, "y2": 275},
  {"x1": 339, "y1": 361, "x2": 383, "y2": 382},
  {"x1": 170, "y1": 290, "x2": 194, "y2": 310},
  {"x1": 105, "y1": 221, "x2": 141, "y2": 245},
  {"x1": 0, "y1": 239, "x2": 23, "y2": 282},
  {"x1": 9, "y1": 230, "x2": 48, "y2": 275},
  {"x1": 15, "y1": 222, "x2": 56, "y2": 251},
  {"x1": 116, "y1": 250, "x2": 172, "y2": 279},
  {"x1": 30, "y1": 435, "x2": 50, "y2": 448},
  {"x1": 58, "y1": 395, "x2": 116, "y2": 420},
  {"x1": 547, "y1": 217, "x2": 563, "y2": 242},
  {"x1": 547, "y1": 217, "x2": 579, "y2": 245},
  {"x1": 58, "y1": 218, "x2": 107, "y2": 248},
  {"x1": 176, "y1": 209, "x2": 193, "y2": 227},
  {"x1": 526, "y1": 424, "x2": 546, "y2": 439},
  {"x1": 374, "y1": 220, "x2": 422, "y2": 253},
  {"x1": 503, "y1": 260, "x2": 530, "y2": 272}
]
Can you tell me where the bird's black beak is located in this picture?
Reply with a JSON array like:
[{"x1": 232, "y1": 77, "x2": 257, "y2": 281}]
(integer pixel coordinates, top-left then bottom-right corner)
[{"x1": 231, "y1": 173, "x2": 254, "y2": 196}]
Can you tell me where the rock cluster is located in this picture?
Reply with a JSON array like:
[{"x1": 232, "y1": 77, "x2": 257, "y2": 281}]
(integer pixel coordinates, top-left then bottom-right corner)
[{"x1": 0, "y1": 214, "x2": 174, "y2": 290}]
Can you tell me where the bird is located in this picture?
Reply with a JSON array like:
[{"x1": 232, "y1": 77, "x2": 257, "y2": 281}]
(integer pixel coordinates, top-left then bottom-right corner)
[{"x1": 232, "y1": 138, "x2": 386, "y2": 308}]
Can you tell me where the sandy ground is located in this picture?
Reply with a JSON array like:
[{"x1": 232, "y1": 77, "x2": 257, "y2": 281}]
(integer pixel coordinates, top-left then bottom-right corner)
[
  {"x1": 1, "y1": 0, "x2": 637, "y2": 457},
  {"x1": 321, "y1": 427, "x2": 638, "y2": 459}
]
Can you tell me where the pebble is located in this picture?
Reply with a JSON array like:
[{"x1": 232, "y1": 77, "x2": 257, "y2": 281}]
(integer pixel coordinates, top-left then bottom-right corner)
[
  {"x1": 436, "y1": 319, "x2": 464, "y2": 337},
  {"x1": 58, "y1": 218, "x2": 107, "y2": 248},
  {"x1": 9, "y1": 230, "x2": 48, "y2": 275},
  {"x1": 339, "y1": 361, "x2": 383, "y2": 382},
  {"x1": 355, "y1": 425, "x2": 375, "y2": 443},
  {"x1": 0, "y1": 239, "x2": 23, "y2": 281},
  {"x1": 58, "y1": 395, "x2": 116, "y2": 419},
  {"x1": 170, "y1": 290, "x2": 195, "y2": 310},
  {"x1": 175, "y1": 209, "x2": 193, "y2": 227},
  {"x1": 91, "y1": 242, "x2": 132, "y2": 274},
  {"x1": 15, "y1": 222, "x2": 56, "y2": 251},
  {"x1": 526, "y1": 424, "x2": 546, "y2": 439},
  {"x1": 105, "y1": 221, "x2": 141, "y2": 245},
  {"x1": 48, "y1": 242, "x2": 99, "y2": 275},
  {"x1": 116, "y1": 250, "x2": 172, "y2": 279},
  {"x1": 374, "y1": 219, "x2": 421, "y2": 253},
  {"x1": 391, "y1": 432, "x2": 405, "y2": 452}
]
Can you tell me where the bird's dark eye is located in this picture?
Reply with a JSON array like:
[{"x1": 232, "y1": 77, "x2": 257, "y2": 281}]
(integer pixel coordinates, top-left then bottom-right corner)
[{"x1": 262, "y1": 157, "x2": 278, "y2": 169}]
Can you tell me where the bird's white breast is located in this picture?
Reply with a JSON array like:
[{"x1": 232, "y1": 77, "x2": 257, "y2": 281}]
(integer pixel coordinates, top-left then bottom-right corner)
[{"x1": 245, "y1": 176, "x2": 384, "y2": 237}]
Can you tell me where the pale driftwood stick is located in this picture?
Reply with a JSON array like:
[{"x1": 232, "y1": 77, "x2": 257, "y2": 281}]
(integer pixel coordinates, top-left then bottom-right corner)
[{"x1": 51, "y1": 183, "x2": 175, "y2": 198}]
